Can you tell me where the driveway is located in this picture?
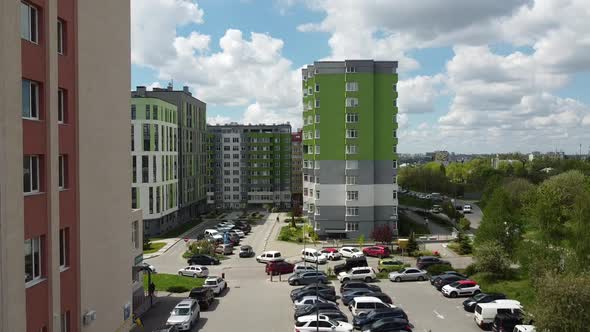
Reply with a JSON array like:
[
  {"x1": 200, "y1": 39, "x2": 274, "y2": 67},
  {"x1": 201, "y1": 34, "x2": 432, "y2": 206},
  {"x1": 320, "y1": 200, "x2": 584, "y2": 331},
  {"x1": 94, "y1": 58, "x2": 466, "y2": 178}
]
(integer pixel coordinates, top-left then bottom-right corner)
[{"x1": 453, "y1": 199, "x2": 483, "y2": 230}]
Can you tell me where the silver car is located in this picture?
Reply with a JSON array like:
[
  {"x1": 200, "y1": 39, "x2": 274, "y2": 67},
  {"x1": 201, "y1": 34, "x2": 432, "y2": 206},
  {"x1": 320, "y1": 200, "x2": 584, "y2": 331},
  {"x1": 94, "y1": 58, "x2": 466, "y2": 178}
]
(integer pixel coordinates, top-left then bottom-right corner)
[{"x1": 388, "y1": 267, "x2": 428, "y2": 282}]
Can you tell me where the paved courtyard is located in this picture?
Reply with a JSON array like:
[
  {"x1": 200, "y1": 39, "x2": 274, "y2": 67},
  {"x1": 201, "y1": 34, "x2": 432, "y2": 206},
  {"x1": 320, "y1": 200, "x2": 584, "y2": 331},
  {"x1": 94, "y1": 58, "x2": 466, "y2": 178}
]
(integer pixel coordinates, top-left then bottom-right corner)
[{"x1": 138, "y1": 213, "x2": 480, "y2": 332}]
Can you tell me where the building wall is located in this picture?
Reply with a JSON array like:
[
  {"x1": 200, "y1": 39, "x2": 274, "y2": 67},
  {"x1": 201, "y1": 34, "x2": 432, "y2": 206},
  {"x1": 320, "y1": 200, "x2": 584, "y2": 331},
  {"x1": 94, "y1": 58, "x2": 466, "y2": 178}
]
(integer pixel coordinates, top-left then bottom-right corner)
[
  {"x1": 131, "y1": 97, "x2": 179, "y2": 237},
  {"x1": 291, "y1": 131, "x2": 303, "y2": 207},
  {"x1": 302, "y1": 60, "x2": 399, "y2": 238},
  {"x1": 77, "y1": 0, "x2": 133, "y2": 331},
  {"x1": 0, "y1": 0, "x2": 27, "y2": 330}
]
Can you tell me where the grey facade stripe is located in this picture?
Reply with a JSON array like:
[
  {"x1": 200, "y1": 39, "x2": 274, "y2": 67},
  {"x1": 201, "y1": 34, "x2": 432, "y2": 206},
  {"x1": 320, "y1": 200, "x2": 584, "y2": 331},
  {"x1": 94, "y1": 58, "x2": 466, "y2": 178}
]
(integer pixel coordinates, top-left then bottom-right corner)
[
  {"x1": 303, "y1": 160, "x2": 396, "y2": 185},
  {"x1": 302, "y1": 60, "x2": 398, "y2": 75},
  {"x1": 308, "y1": 206, "x2": 396, "y2": 235}
]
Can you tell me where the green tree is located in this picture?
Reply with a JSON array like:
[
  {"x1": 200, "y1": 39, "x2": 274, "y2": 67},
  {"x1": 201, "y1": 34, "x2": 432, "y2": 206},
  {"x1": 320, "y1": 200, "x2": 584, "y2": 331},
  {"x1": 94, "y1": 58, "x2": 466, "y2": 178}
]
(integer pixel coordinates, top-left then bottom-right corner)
[
  {"x1": 406, "y1": 233, "x2": 419, "y2": 254},
  {"x1": 456, "y1": 230, "x2": 472, "y2": 254},
  {"x1": 474, "y1": 241, "x2": 511, "y2": 276},
  {"x1": 532, "y1": 273, "x2": 590, "y2": 332},
  {"x1": 458, "y1": 218, "x2": 471, "y2": 231},
  {"x1": 357, "y1": 234, "x2": 365, "y2": 248}
]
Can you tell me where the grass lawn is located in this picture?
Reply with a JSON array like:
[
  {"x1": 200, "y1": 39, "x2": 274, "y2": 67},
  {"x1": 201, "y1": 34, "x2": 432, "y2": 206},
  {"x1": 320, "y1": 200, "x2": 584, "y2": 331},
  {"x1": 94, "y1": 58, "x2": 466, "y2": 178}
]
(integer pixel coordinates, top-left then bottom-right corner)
[
  {"x1": 399, "y1": 195, "x2": 433, "y2": 210},
  {"x1": 398, "y1": 213, "x2": 431, "y2": 236},
  {"x1": 143, "y1": 273, "x2": 205, "y2": 293},
  {"x1": 278, "y1": 225, "x2": 304, "y2": 242},
  {"x1": 150, "y1": 219, "x2": 202, "y2": 241},
  {"x1": 471, "y1": 272, "x2": 535, "y2": 308},
  {"x1": 143, "y1": 241, "x2": 166, "y2": 254}
]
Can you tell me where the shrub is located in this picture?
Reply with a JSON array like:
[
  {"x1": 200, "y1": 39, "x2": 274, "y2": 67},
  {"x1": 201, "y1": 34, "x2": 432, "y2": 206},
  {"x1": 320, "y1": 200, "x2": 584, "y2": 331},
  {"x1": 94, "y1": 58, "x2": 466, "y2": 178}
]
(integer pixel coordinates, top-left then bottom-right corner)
[
  {"x1": 166, "y1": 286, "x2": 189, "y2": 293},
  {"x1": 426, "y1": 263, "x2": 454, "y2": 276},
  {"x1": 464, "y1": 263, "x2": 478, "y2": 276},
  {"x1": 407, "y1": 233, "x2": 419, "y2": 254},
  {"x1": 458, "y1": 218, "x2": 471, "y2": 231},
  {"x1": 474, "y1": 241, "x2": 511, "y2": 276},
  {"x1": 410, "y1": 250, "x2": 438, "y2": 257}
]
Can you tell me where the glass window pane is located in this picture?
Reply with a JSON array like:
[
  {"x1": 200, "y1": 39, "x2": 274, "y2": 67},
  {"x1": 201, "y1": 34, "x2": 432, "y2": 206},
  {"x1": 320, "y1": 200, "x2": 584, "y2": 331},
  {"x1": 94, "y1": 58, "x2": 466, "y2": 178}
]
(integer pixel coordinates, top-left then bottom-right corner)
[
  {"x1": 31, "y1": 156, "x2": 38, "y2": 191},
  {"x1": 22, "y1": 80, "x2": 30, "y2": 117},
  {"x1": 24, "y1": 239, "x2": 32, "y2": 282},
  {"x1": 30, "y1": 83, "x2": 37, "y2": 118},
  {"x1": 30, "y1": 7, "x2": 37, "y2": 42},
  {"x1": 33, "y1": 237, "x2": 40, "y2": 278},
  {"x1": 23, "y1": 156, "x2": 31, "y2": 192}
]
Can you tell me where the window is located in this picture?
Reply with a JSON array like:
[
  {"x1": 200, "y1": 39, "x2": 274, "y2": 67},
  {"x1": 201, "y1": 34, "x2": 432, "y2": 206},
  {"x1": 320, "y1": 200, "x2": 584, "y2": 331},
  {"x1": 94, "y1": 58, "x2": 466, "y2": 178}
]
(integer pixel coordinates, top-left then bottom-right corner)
[
  {"x1": 315, "y1": 114, "x2": 320, "y2": 123},
  {"x1": 346, "y1": 176, "x2": 357, "y2": 185},
  {"x1": 57, "y1": 19, "x2": 65, "y2": 54},
  {"x1": 61, "y1": 311, "x2": 70, "y2": 332},
  {"x1": 393, "y1": 160, "x2": 398, "y2": 169},
  {"x1": 345, "y1": 97, "x2": 359, "y2": 107},
  {"x1": 392, "y1": 83, "x2": 397, "y2": 92},
  {"x1": 25, "y1": 236, "x2": 41, "y2": 283},
  {"x1": 315, "y1": 99, "x2": 320, "y2": 108},
  {"x1": 393, "y1": 191, "x2": 397, "y2": 200},
  {"x1": 316, "y1": 190, "x2": 320, "y2": 199},
  {"x1": 59, "y1": 228, "x2": 69, "y2": 269},
  {"x1": 393, "y1": 146, "x2": 397, "y2": 153},
  {"x1": 315, "y1": 145, "x2": 320, "y2": 155},
  {"x1": 346, "y1": 66, "x2": 356, "y2": 73},
  {"x1": 346, "y1": 145, "x2": 358, "y2": 154},
  {"x1": 22, "y1": 79, "x2": 39, "y2": 119},
  {"x1": 346, "y1": 129, "x2": 358, "y2": 138},
  {"x1": 58, "y1": 89, "x2": 66, "y2": 123},
  {"x1": 393, "y1": 130, "x2": 397, "y2": 138},
  {"x1": 152, "y1": 156, "x2": 156, "y2": 182},
  {"x1": 23, "y1": 155, "x2": 40, "y2": 193},
  {"x1": 153, "y1": 105, "x2": 158, "y2": 120},
  {"x1": 148, "y1": 187, "x2": 153, "y2": 214},
  {"x1": 346, "y1": 113, "x2": 359, "y2": 123},
  {"x1": 345, "y1": 82, "x2": 358, "y2": 91},
  {"x1": 132, "y1": 220, "x2": 139, "y2": 249},
  {"x1": 143, "y1": 124, "x2": 150, "y2": 151},
  {"x1": 393, "y1": 176, "x2": 397, "y2": 184},
  {"x1": 346, "y1": 222, "x2": 359, "y2": 231},
  {"x1": 315, "y1": 130, "x2": 320, "y2": 139},
  {"x1": 346, "y1": 208, "x2": 359, "y2": 217},
  {"x1": 145, "y1": 104, "x2": 151, "y2": 120},
  {"x1": 131, "y1": 187, "x2": 137, "y2": 209},
  {"x1": 142, "y1": 156, "x2": 149, "y2": 183},
  {"x1": 156, "y1": 187, "x2": 161, "y2": 213},
  {"x1": 315, "y1": 84, "x2": 320, "y2": 92},
  {"x1": 233, "y1": 137, "x2": 239, "y2": 143},
  {"x1": 347, "y1": 191, "x2": 359, "y2": 201},
  {"x1": 224, "y1": 137, "x2": 230, "y2": 143},
  {"x1": 132, "y1": 156, "x2": 137, "y2": 182},
  {"x1": 20, "y1": 2, "x2": 38, "y2": 43},
  {"x1": 346, "y1": 160, "x2": 358, "y2": 169},
  {"x1": 131, "y1": 104, "x2": 136, "y2": 120},
  {"x1": 315, "y1": 161, "x2": 320, "y2": 169},
  {"x1": 58, "y1": 155, "x2": 67, "y2": 189}
]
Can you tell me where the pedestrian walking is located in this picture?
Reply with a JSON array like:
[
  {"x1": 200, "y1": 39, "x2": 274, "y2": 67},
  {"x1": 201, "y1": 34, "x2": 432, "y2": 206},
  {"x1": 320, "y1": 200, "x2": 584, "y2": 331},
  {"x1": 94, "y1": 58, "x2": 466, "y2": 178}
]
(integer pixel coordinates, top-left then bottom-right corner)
[{"x1": 148, "y1": 281, "x2": 155, "y2": 297}]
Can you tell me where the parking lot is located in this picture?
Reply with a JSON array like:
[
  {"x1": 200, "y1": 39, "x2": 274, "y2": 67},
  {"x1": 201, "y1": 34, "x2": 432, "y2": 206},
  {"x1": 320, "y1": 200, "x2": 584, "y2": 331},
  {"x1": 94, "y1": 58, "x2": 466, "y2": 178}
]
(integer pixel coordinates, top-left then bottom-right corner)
[{"x1": 139, "y1": 213, "x2": 483, "y2": 332}]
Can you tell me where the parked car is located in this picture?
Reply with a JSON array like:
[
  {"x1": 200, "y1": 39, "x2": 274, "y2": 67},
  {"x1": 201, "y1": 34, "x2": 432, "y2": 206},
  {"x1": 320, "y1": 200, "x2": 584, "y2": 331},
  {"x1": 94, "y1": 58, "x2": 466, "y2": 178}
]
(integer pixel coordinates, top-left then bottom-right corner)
[
  {"x1": 338, "y1": 267, "x2": 377, "y2": 283},
  {"x1": 388, "y1": 268, "x2": 428, "y2": 282},
  {"x1": 352, "y1": 308, "x2": 408, "y2": 330},
  {"x1": 302, "y1": 248, "x2": 328, "y2": 264},
  {"x1": 362, "y1": 245, "x2": 391, "y2": 258},
  {"x1": 178, "y1": 265, "x2": 209, "y2": 278},
  {"x1": 292, "y1": 289, "x2": 338, "y2": 303},
  {"x1": 288, "y1": 271, "x2": 328, "y2": 286},
  {"x1": 238, "y1": 245, "x2": 254, "y2": 258},
  {"x1": 334, "y1": 256, "x2": 368, "y2": 275},
  {"x1": 463, "y1": 293, "x2": 506, "y2": 312},
  {"x1": 187, "y1": 254, "x2": 219, "y2": 266},
  {"x1": 474, "y1": 301, "x2": 522, "y2": 330},
  {"x1": 429, "y1": 271, "x2": 467, "y2": 285},
  {"x1": 320, "y1": 248, "x2": 342, "y2": 260},
  {"x1": 290, "y1": 283, "x2": 334, "y2": 298},
  {"x1": 294, "y1": 314, "x2": 353, "y2": 332},
  {"x1": 340, "y1": 281, "x2": 381, "y2": 293},
  {"x1": 348, "y1": 296, "x2": 395, "y2": 317},
  {"x1": 313, "y1": 310, "x2": 349, "y2": 323},
  {"x1": 166, "y1": 299, "x2": 200, "y2": 331},
  {"x1": 360, "y1": 317, "x2": 412, "y2": 332},
  {"x1": 265, "y1": 261, "x2": 294, "y2": 275},
  {"x1": 256, "y1": 250, "x2": 283, "y2": 263},
  {"x1": 229, "y1": 229, "x2": 245, "y2": 238},
  {"x1": 513, "y1": 325, "x2": 536, "y2": 332},
  {"x1": 430, "y1": 205, "x2": 443, "y2": 213},
  {"x1": 294, "y1": 303, "x2": 339, "y2": 320},
  {"x1": 377, "y1": 259, "x2": 407, "y2": 273},
  {"x1": 294, "y1": 263, "x2": 317, "y2": 273},
  {"x1": 215, "y1": 244, "x2": 233, "y2": 255},
  {"x1": 434, "y1": 274, "x2": 468, "y2": 290},
  {"x1": 203, "y1": 276, "x2": 227, "y2": 296},
  {"x1": 339, "y1": 247, "x2": 364, "y2": 258},
  {"x1": 463, "y1": 204, "x2": 473, "y2": 213},
  {"x1": 416, "y1": 256, "x2": 451, "y2": 270},
  {"x1": 188, "y1": 287, "x2": 215, "y2": 310},
  {"x1": 293, "y1": 296, "x2": 337, "y2": 309},
  {"x1": 341, "y1": 289, "x2": 377, "y2": 306},
  {"x1": 368, "y1": 292, "x2": 393, "y2": 305},
  {"x1": 291, "y1": 286, "x2": 336, "y2": 301},
  {"x1": 442, "y1": 280, "x2": 480, "y2": 298},
  {"x1": 152, "y1": 324, "x2": 179, "y2": 332},
  {"x1": 492, "y1": 312, "x2": 523, "y2": 332}
]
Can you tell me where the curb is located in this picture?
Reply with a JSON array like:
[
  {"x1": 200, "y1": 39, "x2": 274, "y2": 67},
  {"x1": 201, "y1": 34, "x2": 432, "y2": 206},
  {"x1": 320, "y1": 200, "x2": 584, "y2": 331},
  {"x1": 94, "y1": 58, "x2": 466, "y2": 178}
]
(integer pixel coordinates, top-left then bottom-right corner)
[{"x1": 144, "y1": 219, "x2": 219, "y2": 260}]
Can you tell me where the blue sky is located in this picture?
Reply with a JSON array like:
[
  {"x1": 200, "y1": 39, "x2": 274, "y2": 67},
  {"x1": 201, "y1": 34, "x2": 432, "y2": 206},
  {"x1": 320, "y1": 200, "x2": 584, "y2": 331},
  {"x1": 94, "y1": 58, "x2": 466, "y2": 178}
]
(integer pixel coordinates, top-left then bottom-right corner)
[{"x1": 131, "y1": 0, "x2": 590, "y2": 154}]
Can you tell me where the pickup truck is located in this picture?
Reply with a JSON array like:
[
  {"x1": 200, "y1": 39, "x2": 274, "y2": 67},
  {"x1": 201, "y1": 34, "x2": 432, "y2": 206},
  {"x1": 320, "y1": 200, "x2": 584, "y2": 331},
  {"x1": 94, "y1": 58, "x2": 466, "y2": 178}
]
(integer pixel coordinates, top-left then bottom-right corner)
[{"x1": 188, "y1": 287, "x2": 215, "y2": 310}]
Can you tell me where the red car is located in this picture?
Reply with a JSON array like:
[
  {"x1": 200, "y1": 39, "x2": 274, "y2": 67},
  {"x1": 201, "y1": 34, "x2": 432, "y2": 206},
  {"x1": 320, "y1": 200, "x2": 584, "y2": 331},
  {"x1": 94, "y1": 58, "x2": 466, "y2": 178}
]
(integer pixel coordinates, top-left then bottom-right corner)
[
  {"x1": 265, "y1": 261, "x2": 295, "y2": 275},
  {"x1": 362, "y1": 245, "x2": 391, "y2": 258}
]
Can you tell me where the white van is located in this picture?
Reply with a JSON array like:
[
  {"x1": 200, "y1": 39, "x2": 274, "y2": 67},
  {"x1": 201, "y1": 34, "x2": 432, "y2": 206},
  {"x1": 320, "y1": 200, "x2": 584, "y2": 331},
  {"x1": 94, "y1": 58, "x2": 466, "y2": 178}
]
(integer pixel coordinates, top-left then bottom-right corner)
[
  {"x1": 301, "y1": 248, "x2": 327, "y2": 264},
  {"x1": 349, "y1": 296, "x2": 395, "y2": 317},
  {"x1": 474, "y1": 301, "x2": 522, "y2": 329},
  {"x1": 256, "y1": 251, "x2": 283, "y2": 263},
  {"x1": 204, "y1": 229, "x2": 219, "y2": 238},
  {"x1": 514, "y1": 325, "x2": 536, "y2": 332}
]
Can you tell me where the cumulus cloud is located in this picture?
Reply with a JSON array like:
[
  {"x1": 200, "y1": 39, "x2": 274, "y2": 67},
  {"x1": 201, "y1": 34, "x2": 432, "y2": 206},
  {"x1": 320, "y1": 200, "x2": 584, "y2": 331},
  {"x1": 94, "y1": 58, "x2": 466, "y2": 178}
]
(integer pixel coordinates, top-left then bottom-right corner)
[
  {"x1": 397, "y1": 74, "x2": 446, "y2": 114},
  {"x1": 207, "y1": 114, "x2": 233, "y2": 125}
]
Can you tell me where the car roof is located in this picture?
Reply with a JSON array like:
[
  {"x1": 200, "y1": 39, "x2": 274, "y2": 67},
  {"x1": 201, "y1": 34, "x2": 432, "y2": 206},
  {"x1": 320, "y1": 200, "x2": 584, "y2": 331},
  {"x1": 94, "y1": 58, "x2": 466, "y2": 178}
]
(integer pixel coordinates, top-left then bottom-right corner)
[
  {"x1": 353, "y1": 296, "x2": 384, "y2": 303},
  {"x1": 176, "y1": 299, "x2": 195, "y2": 306},
  {"x1": 205, "y1": 276, "x2": 220, "y2": 281},
  {"x1": 296, "y1": 314, "x2": 331, "y2": 322},
  {"x1": 418, "y1": 256, "x2": 438, "y2": 260},
  {"x1": 341, "y1": 246, "x2": 357, "y2": 249},
  {"x1": 478, "y1": 301, "x2": 522, "y2": 309},
  {"x1": 263, "y1": 250, "x2": 280, "y2": 254},
  {"x1": 457, "y1": 280, "x2": 477, "y2": 285},
  {"x1": 350, "y1": 266, "x2": 372, "y2": 271}
]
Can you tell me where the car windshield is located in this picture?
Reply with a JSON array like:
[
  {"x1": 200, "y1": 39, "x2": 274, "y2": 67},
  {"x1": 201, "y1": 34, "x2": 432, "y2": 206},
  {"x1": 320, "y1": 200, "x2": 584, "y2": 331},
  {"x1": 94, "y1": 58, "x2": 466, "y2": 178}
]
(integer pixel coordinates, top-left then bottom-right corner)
[
  {"x1": 205, "y1": 280, "x2": 216, "y2": 285},
  {"x1": 173, "y1": 307, "x2": 190, "y2": 316},
  {"x1": 351, "y1": 248, "x2": 360, "y2": 252},
  {"x1": 473, "y1": 293, "x2": 487, "y2": 301},
  {"x1": 328, "y1": 319, "x2": 338, "y2": 326},
  {"x1": 449, "y1": 281, "x2": 460, "y2": 287},
  {"x1": 397, "y1": 268, "x2": 406, "y2": 273}
]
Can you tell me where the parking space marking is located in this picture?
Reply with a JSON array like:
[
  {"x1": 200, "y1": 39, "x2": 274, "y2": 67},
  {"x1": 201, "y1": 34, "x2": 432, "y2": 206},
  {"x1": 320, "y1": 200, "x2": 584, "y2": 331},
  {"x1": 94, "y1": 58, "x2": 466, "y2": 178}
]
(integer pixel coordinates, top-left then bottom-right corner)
[{"x1": 433, "y1": 310, "x2": 445, "y2": 319}]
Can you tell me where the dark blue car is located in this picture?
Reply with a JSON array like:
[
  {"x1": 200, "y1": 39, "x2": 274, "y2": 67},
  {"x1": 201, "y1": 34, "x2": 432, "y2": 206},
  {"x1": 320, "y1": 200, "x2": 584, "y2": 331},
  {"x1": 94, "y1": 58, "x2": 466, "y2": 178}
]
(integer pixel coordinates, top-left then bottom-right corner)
[{"x1": 353, "y1": 308, "x2": 408, "y2": 330}]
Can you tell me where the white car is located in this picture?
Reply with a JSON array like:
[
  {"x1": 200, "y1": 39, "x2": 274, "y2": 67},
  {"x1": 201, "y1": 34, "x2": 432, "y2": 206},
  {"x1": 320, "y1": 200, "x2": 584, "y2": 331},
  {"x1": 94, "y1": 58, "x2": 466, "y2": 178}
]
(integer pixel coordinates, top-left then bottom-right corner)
[
  {"x1": 142, "y1": 262, "x2": 156, "y2": 273},
  {"x1": 293, "y1": 263, "x2": 317, "y2": 274},
  {"x1": 339, "y1": 247, "x2": 364, "y2": 258},
  {"x1": 166, "y1": 299, "x2": 200, "y2": 331},
  {"x1": 319, "y1": 249, "x2": 342, "y2": 260},
  {"x1": 463, "y1": 204, "x2": 472, "y2": 213},
  {"x1": 337, "y1": 266, "x2": 376, "y2": 283},
  {"x1": 293, "y1": 296, "x2": 337, "y2": 309},
  {"x1": 230, "y1": 229, "x2": 245, "y2": 238},
  {"x1": 256, "y1": 250, "x2": 283, "y2": 263},
  {"x1": 178, "y1": 265, "x2": 209, "y2": 278},
  {"x1": 203, "y1": 276, "x2": 227, "y2": 296},
  {"x1": 441, "y1": 280, "x2": 480, "y2": 298},
  {"x1": 295, "y1": 314, "x2": 353, "y2": 332}
]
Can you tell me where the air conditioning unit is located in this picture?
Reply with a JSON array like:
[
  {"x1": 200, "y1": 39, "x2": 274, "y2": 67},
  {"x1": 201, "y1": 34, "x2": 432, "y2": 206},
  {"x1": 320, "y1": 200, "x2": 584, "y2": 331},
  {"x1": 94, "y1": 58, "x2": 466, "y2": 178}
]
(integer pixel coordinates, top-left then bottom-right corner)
[{"x1": 83, "y1": 310, "x2": 97, "y2": 325}]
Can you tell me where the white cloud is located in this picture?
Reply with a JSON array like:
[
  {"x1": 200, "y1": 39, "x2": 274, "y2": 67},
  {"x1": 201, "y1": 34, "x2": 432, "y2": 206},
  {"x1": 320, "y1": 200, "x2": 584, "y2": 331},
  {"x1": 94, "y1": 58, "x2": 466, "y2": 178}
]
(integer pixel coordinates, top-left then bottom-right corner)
[
  {"x1": 398, "y1": 74, "x2": 446, "y2": 114},
  {"x1": 207, "y1": 114, "x2": 233, "y2": 125}
]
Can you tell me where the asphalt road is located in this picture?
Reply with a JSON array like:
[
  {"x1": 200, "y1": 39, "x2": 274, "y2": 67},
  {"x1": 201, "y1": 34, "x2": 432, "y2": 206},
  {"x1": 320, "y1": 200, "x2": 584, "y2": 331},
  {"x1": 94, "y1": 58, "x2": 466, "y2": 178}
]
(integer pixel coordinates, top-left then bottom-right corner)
[{"x1": 453, "y1": 199, "x2": 483, "y2": 230}]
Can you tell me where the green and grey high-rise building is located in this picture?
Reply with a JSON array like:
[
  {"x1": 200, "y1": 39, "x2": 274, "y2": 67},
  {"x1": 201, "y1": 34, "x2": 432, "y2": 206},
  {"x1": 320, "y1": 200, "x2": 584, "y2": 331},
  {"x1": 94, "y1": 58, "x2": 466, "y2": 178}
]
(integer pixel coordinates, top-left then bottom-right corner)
[{"x1": 301, "y1": 60, "x2": 399, "y2": 238}]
